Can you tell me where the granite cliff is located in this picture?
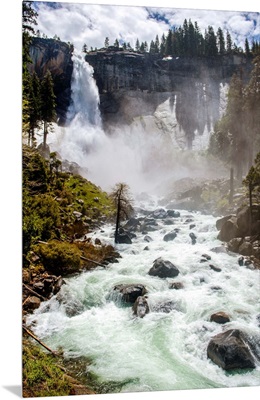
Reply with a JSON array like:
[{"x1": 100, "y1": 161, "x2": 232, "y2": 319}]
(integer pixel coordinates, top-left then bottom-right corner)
[
  {"x1": 29, "y1": 37, "x2": 73, "y2": 125},
  {"x1": 28, "y1": 38, "x2": 253, "y2": 148},
  {"x1": 85, "y1": 49, "x2": 252, "y2": 148}
]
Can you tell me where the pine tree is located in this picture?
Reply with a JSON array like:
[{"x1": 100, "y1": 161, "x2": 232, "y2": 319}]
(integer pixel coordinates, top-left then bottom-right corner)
[
  {"x1": 245, "y1": 38, "x2": 250, "y2": 57},
  {"x1": 226, "y1": 30, "x2": 232, "y2": 54},
  {"x1": 154, "y1": 35, "x2": 160, "y2": 53},
  {"x1": 205, "y1": 26, "x2": 218, "y2": 56},
  {"x1": 243, "y1": 56, "x2": 260, "y2": 169},
  {"x1": 217, "y1": 27, "x2": 225, "y2": 55},
  {"x1": 40, "y1": 70, "x2": 57, "y2": 150},
  {"x1": 104, "y1": 37, "x2": 109, "y2": 48},
  {"x1": 135, "y1": 38, "x2": 140, "y2": 52}
]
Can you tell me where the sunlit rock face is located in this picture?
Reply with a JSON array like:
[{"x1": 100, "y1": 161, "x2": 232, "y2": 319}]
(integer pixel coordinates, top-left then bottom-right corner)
[
  {"x1": 29, "y1": 38, "x2": 73, "y2": 125},
  {"x1": 85, "y1": 50, "x2": 252, "y2": 149}
]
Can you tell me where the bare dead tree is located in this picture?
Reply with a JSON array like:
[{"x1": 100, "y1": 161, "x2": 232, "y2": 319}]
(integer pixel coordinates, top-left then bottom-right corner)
[{"x1": 109, "y1": 183, "x2": 133, "y2": 243}]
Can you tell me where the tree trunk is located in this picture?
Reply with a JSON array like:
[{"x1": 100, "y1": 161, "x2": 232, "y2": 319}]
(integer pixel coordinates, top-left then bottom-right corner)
[
  {"x1": 115, "y1": 192, "x2": 121, "y2": 243},
  {"x1": 43, "y1": 120, "x2": 47, "y2": 150},
  {"x1": 229, "y1": 167, "x2": 234, "y2": 205}
]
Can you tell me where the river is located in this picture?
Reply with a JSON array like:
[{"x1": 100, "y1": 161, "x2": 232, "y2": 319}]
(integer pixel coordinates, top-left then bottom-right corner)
[{"x1": 26, "y1": 196, "x2": 260, "y2": 394}]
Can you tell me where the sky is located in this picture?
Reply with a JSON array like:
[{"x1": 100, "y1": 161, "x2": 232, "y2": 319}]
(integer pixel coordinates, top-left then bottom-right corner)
[{"x1": 32, "y1": 0, "x2": 260, "y2": 51}]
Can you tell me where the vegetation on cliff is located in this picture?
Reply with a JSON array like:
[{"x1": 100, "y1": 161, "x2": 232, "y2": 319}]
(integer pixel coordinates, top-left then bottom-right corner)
[{"x1": 209, "y1": 55, "x2": 260, "y2": 182}]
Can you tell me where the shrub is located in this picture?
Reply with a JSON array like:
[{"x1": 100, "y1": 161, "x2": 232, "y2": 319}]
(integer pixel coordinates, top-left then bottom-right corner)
[{"x1": 33, "y1": 240, "x2": 81, "y2": 275}]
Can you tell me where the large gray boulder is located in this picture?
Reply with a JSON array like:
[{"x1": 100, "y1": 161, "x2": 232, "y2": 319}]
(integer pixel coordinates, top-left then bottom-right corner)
[
  {"x1": 113, "y1": 284, "x2": 148, "y2": 303},
  {"x1": 163, "y1": 231, "x2": 177, "y2": 242},
  {"x1": 207, "y1": 329, "x2": 255, "y2": 370},
  {"x1": 217, "y1": 216, "x2": 240, "y2": 242},
  {"x1": 148, "y1": 257, "x2": 180, "y2": 279}
]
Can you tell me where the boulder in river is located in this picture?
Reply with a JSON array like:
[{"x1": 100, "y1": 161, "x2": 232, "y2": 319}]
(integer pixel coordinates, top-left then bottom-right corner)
[
  {"x1": 116, "y1": 233, "x2": 132, "y2": 244},
  {"x1": 113, "y1": 284, "x2": 148, "y2": 303},
  {"x1": 166, "y1": 210, "x2": 181, "y2": 218},
  {"x1": 132, "y1": 296, "x2": 149, "y2": 318},
  {"x1": 207, "y1": 329, "x2": 256, "y2": 370},
  {"x1": 210, "y1": 311, "x2": 230, "y2": 324},
  {"x1": 148, "y1": 257, "x2": 180, "y2": 279},
  {"x1": 163, "y1": 231, "x2": 177, "y2": 242}
]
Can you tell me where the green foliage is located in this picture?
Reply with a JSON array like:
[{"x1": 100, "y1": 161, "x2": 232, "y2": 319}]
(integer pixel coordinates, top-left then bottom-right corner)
[
  {"x1": 209, "y1": 55, "x2": 260, "y2": 181},
  {"x1": 23, "y1": 340, "x2": 73, "y2": 397},
  {"x1": 23, "y1": 192, "x2": 61, "y2": 255},
  {"x1": 63, "y1": 174, "x2": 115, "y2": 218},
  {"x1": 243, "y1": 152, "x2": 260, "y2": 187},
  {"x1": 23, "y1": 146, "x2": 49, "y2": 193},
  {"x1": 33, "y1": 240, "x2": 81, "y2": 275},
  {"x1": 22, "y1": 147, "x2": 115, "y2": 263}
]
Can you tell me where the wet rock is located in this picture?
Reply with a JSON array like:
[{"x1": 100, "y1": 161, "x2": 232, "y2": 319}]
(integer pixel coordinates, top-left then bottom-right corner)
[
  {"x1": 56, "y1": 292, "x2": 85, "y2": 317},
  {"x1": 144, "y1": 235, "x2": 153, "y2": 242},
  {"x1": 143, "y1": 246, "x2": 149, "y2": 251},
  {"x1": 238, "y1": 256, "x2": 244, "y2": 266},
  {"x1": 123, "y1": 217, "x2": 141, "y2": 232},
  {"x1": 209, "y1": 264, "x2": 222, "y2": 272},
  {"x1": 189, "y1": 232, "x2": 197, "y2": 244},
  {"x1": 149, "y1": 257, "x2": 180, "y2": 279},
  {"x1": 217, "y1": 216, "x2": 239, "y2": 242},
  {"x1": 238, "y1": 241, "x2": 253, "y2": 256},
  {"x1": 227, "y1": 237, "x2": 243, "y2": 253},
  {"x1": 163, "y1": 219, "x2": 175, "y2": 225},
  {"x1": 207, "y1": 329, "x2": 256, "y2": 370},
  {"x1": 189, "y1": 224, "x2": 196, "y2": 230},
  {"x1": 210, "y1": 311, "x2": 230, "y2": 324},
  {"x1": 132, "y1": 296, "x2": 149, "y2": 318},
  {"x1": 24, "y1": 296, "x2": 41, "y2": 311},
  {"x1": 169, "y1": 282, "x2": 184, "y2": 290},
  {"x1": 216, "y1": 215, "x2": 235, "y2": 231},
  {"x1": 113, "y1": 284, "x2": 148, "y2": 303},
  {"x1": 201, "y1": 254, "x2": 211, "y2": 260},
  {"x1": 151, "y1": 208, "x2": 168, "y2": 219},
  {"x1": 116, "y1": 233, "x2": 132, "y2": 244},
  {"x1": 163, "y1": 231, "x2": 177, "y2": 242},
  {"x1": 210, "y1": 245, "x2": 228, "y2": 254},
  {"x1": 141, "y1": 224, "x2": 158, "y2": 232},
  {"x1": 95, "y1": 238, "x2": 102, "y2": 245},
  {"x1": 153, "y1": 300, "x2": 178, "y2": 313},
  {"x1": 166, "y1": 210, "x2": 181, "y2": 218}
]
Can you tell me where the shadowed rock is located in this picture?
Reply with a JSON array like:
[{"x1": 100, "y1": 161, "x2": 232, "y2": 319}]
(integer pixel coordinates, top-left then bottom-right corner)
[
  {"x1": 207, "y1": 329, "x2": 256, "y2": 370},
  {"x1": 149, "y1": 257, "x2": 180, "y2": 278}
]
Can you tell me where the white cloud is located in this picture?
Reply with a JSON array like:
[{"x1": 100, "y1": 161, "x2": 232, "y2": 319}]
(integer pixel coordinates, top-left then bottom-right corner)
[{"x1": 33, "y1": 1, "x2": 259, "y2": 51}]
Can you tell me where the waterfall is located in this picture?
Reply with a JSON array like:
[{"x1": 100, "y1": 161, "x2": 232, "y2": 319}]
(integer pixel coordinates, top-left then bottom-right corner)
[
  {"x1": 67, "y1": 51, "x2": 102, "y2": 127},
  {"x1": 49, "y1": 51, "x2": 167, "y2": 193},
  {"x1": 48, "y1": 51, "x2": 228, "y2": 195},
  {"x1": 49, "y1": 51, "x2": 105, "y2": 166}
]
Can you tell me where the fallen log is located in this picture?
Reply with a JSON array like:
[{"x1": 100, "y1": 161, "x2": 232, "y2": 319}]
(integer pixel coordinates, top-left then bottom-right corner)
[
  {"x1": 23, "y1": 325, "x2": 57, "y2": 356},
  {"x1": 22, "y1": 283, "x2": 47, "y2": 302},
  {"x1": 80, "y1": 255, "x2": 106, "y2": 268}
]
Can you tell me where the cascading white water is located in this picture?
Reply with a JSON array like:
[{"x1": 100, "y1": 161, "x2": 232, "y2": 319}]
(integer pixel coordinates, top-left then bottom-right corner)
[
  {"x1": 48, "y1": 51, "x2": 163, "y2": 193},
  {"x1": 26, "y1": 199, "x2": 260, "y2": 393}
]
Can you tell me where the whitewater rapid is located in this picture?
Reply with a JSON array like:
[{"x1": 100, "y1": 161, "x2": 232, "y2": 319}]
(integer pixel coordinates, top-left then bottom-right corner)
[{"x1": 26, "y1": 198, "x2": 260, "y2": 393}]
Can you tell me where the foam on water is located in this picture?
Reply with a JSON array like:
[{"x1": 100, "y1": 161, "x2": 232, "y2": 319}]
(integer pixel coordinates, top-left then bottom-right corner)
[{"x1": 26, "y1": 203, "x2": 260, "y2": 393}]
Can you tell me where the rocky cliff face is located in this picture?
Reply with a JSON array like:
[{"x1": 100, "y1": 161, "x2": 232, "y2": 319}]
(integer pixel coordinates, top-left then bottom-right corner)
[
  {"x1": 29, "y1": 38, "x2": 73, "y2": 126},
  {"x1": 85, "y1": 50, "x2": 252, "y2": 148}
]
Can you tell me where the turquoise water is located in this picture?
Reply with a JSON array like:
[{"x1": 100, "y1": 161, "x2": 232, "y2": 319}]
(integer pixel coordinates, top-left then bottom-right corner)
[{"x1": 26, "y1": 204, "x2": 260, "y2": 393}]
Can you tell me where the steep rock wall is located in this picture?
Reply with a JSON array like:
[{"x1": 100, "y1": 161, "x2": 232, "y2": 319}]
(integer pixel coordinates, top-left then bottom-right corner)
[
  {"x1": 29, "y1": 38, "x2": 73, "y2": 126},
  {"x1": 85, "y1": 50, "x2": 252, "y2": 148}
]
